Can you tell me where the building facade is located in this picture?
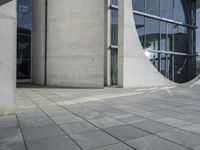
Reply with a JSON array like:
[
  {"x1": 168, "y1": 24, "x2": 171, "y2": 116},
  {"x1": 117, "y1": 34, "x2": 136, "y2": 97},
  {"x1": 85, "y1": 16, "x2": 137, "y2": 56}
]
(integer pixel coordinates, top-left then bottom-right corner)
[{"x1": 0, "y1": 0, "x2": 200, "y2": 115}]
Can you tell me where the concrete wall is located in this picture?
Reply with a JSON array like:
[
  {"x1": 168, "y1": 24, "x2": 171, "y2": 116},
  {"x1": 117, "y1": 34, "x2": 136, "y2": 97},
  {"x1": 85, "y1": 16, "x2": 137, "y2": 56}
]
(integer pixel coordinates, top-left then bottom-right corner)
[
  {"x1": 118, "y1": 0, "x2": 175, "y2": 88},
  {"x1": 0, "y1": 0, "x2": 16, "y2": 115},
  {"x1": 46, "y1": 0, "x2": 105, "y2": 88},
  {"x1": 32, "y1": 0, "x2": 46, "y2": 85}
]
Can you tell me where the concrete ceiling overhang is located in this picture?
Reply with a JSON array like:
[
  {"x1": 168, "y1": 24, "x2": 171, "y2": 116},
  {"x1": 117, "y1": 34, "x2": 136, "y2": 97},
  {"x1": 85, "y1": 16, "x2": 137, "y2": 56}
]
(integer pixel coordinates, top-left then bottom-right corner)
[{"x1": 0, "y1": 0, "x2": 12, "y2": 6}]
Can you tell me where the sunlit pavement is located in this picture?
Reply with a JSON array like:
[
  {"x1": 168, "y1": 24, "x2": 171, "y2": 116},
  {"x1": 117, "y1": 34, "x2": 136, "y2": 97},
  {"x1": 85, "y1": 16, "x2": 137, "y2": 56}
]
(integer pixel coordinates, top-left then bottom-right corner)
[{"x1": 1, "y1": 85, "x2": 200, "y2": 150}]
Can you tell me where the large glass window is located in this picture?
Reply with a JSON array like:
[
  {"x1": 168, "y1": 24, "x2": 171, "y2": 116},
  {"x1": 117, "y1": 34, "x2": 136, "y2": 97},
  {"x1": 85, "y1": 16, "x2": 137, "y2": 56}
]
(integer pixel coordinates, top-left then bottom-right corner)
[
  {"x1": 146, "y1": 0, "x2": 160, "y2": 16},
  {"x1": 134, "y1": 14, "x2": 145, "y2": 47},
  {"x1": 145, "y1": 18, "x2": 160, "y2": 51},
  {"x1": 17, "y1": 0, "x2": 32, "y2": 82},
  {"x1": 111, "y1": 9, "x2": 118, "y2": 45},
  {"x1": 132, "y1": 0, "x2": 145, "y2": 12},
  {"x1": 160, "y1": 0, "x2": 173, "y2": 19},
  {"x1": 110, "y1": 0, "x2": 199, "y2": 83}
]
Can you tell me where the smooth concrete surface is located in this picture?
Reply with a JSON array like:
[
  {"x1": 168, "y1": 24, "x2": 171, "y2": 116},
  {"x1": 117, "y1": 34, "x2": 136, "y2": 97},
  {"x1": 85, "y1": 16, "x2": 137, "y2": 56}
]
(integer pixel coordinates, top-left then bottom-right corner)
[
  {"x1": 32, "y1": 0, "x2": 46, "y2": 85},
  {"x1": 118, "y1": 0, "x2": 175, "y2": 88},
  {"x1": 0, "y1": 0, "x2": 16, "y2": 115},
  {"x1": 1, "y1": 85, "x2": 200, "y2": 149},
  {"x1": 46, "y1": 0, "x2": 105, "y2": 88}
]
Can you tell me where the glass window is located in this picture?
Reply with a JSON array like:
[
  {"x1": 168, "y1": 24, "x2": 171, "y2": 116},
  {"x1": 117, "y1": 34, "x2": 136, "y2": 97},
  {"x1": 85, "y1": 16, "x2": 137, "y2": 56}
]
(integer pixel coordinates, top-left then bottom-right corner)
[
  {"x1": 111, "y1": 48, "x2": 118, "y2": 85},
  {"x1": 148, "y1": 52, "x2": 159, "y2": 70},
  {"x1": 174, "y1": 55, "x2": 187, "y2": 83},
  {"x1": 196, "y1": 8, "x2": 200, "y2": 55},
  {"x1": 132, "y1": 0, "x2": 145, "y2": 12},
  {"x1": 174, "y1": 0, "x2": 185, "y2": 23},
  {"x1": 173, "y1": 25, "x2": 187, "y2": 53},
  {"x1": 145, "y1": 18, "x2": 160, "y2": 51},
  {"x1": 160, "y1": 22, "x2": 167, "y2": 51},
  {"x1": 111, "y1": 9, "x2": 118, "y2": 45},
  {"x1": 134, "y1": 14, "x2": 145, "y2": 47},
  {"x1": 160, "y1": 0, "x2": 173, "y2": 19},
  {"x1": 17, "y1": 0, "x2": 32, "y2": 29},
  {"x1": 146, "y1": 0, "x2": 160, "y2": 16},
  {"x1": 111, "y1": 0, "x2": 118, "y2": 5}
]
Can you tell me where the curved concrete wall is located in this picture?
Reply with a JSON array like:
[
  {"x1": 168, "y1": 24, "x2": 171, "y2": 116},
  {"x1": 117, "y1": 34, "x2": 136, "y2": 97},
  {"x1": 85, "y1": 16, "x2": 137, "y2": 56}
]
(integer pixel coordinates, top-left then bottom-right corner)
[
  {"x1": 118, "y1": 0, "x2": 175, "y2": 88},
  {"x1": 46, "y1": 0, "x2": 105, "y2": 88},
  {"x1": 0, "y1": 0, "x2": 16, "y2": 115}
]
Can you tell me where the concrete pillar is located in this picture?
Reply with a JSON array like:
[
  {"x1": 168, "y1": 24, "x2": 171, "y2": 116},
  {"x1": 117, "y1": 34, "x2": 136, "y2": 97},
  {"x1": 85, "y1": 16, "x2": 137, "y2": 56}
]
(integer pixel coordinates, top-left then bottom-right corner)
[
  {"x1": 118, "y1": 0, "x2": 174, "y2": 88},
  {"x1": 32, "y1": 0, "x2": 46, "y2": 85},
  {"x1": 46, "y1": 0, "x2": 105, "y2": 88},
  {"x1": 0, "y1": 0, "x2": 16, "y2": 115}
]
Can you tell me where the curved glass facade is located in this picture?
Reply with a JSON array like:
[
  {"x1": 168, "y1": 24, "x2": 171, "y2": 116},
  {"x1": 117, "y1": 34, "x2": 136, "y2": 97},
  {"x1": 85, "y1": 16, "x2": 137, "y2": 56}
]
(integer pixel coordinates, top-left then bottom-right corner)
[{"x1": 110, "y1": 0, "x2": 200, "y2": 83}]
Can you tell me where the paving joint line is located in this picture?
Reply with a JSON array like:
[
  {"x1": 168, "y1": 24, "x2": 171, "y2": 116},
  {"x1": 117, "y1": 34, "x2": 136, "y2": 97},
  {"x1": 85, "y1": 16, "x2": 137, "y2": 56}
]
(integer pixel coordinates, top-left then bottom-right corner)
[{"x1": 20, "y1": 90, "x2": 84, "y2": 150}]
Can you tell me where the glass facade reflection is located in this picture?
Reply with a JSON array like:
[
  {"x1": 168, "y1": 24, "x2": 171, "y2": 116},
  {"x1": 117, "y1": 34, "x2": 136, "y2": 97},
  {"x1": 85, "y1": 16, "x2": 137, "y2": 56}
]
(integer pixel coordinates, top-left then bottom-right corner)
[
  {"x1": 111, "y1": 0, "x2": 200, "y2": 83},
  {"x1": 17, "y1": 0, "x2": 32, "y2": 82}
]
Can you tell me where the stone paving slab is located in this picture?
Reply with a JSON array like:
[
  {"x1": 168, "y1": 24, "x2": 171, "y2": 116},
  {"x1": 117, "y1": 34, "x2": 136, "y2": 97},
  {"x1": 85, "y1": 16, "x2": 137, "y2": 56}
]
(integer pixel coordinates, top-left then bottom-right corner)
[{"x1": 1, "y1": 85, "x2": 200, "y2": 149}]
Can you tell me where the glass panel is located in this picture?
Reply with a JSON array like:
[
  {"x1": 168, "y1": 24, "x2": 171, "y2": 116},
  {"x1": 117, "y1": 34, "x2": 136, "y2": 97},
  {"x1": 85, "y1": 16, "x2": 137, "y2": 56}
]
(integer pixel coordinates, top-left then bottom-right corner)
[
  {"x1": 148, "y1": 52, "x2": 159, "y2": 70},
  {"x1": 174, "y1": 0, "x2": 185, "y2": 23},
  {"x1": 146, "y1": 0, "x2": 160, "y2": 16},
  {"x1": 111, "y1": 9, "x2": 118, "y2": 45},
  {"x1": 145, "y1": 18, "x2": 160, "y2": 51},
  {"x1": 134, "y1": 14, "x2": 145, "y2": 47},
  {"x1": 132, "y1": 0, "x2": 145, "y2": 12},
  {"x1": 167, "y1": 23, "x2": 173, "y2": 52},
  {"x1": 111, "y1": 0, "x2": 118, "y2": 5},
  {"x1": 111, "y1": 49, "x2": 118, "y2": 85},
  {"x1": 160, "y1": 22, "x2": 167, "y2": 51},
  {"x1": 196, "y1": 7, "x2": 200, "y2": 55},
  {"x1": 17, "y1": 0, "x2": 32, "y2": 29},
  {"x1": 160, "y1": 0, "x2": 173, "y2": 19},
  {"x1": 174, "y1": 25, "x2": 187, "y2": 53},
  {"x1": 174, "y1": 55, "x2": 187, "y2": 83},
  {"x1": 17, "y1": 59, "x2": 31, "y2": 80},
  {"x1": 17, "y1": 34, "x2": 31, "y2": 60}
]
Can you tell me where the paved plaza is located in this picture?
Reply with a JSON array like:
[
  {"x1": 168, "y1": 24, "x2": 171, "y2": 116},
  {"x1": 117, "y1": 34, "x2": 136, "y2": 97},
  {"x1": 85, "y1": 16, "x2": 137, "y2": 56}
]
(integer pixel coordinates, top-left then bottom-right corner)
[{"x1": 1, "y1": 85, "x2": 200, "y2": 150}]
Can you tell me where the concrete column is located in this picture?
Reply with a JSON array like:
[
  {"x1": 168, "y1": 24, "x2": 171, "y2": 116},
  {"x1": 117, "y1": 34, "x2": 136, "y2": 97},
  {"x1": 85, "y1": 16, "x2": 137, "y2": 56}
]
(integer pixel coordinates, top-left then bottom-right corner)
[
  {"x1": 46, "y1": 0, "x2": 105, "y2": 88},
  {"x1": 0, "y1": 0, "x2": 16, "y2": 115},
  {"x1": 32, "y1": 0, "x2": 46, "y2": 85},
  {"x1": 118, "y1": 0, "x2": 174, "y2": 88}
]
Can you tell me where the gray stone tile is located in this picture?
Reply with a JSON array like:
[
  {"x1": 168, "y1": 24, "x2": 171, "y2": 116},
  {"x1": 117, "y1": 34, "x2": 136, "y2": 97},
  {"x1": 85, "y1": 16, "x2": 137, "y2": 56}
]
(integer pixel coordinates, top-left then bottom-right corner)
[
  {"x1": 59, "y1": 121, "x2": 98, "y2": 134},
  {"x1": 92, "y1": 143, "x2": 134, "y2": 150},
  {"x1": 18, "y1": 114, "x2": 53, "y2": 129},
  {"x1": 156, "y1": 117, "x2": 193, "y2": 128},
  {"x1": 0, "y1": 128, "x2": 23, "y2": 147},
  {"x1": 51, "y1": 114, "x2": 82, "y2": 124},
  {"x1": 156, "y1": 128, "x2": 200, "y2": 147},
  {"x1": 181, "y1": 124, "x2": 200, "y2": 135},
  {"x1": 0, "y1": 115, "x2": 18, "y2": 129},
  {"x1": 22, "y1": 124, "x2": 65, "y2": 141},
  {"x1": 70, "y1": 130, "x2": 119, "y2": 150},
  {"x1": 126, "y1": 135, "x2": 186, "y2": 150},
  {"x1": 131, "y1": 120, "x2": 173, "y2": 134},
  {"x1": 193, "y1": 145, "x2": 200, "y2": 150},
  {"x1": 105, "y1": 125, "x2": 149, "y2": 141},
  {"x1": 0, "y1": 142, "x2": 26, "y2": 150},
  {"x1": 114, "y1": 114, "x2": 147, "y2": 124},
  {"x1": 89, "y1": 117, "x2": 124, "y2": 129},
  {"x1": 27, "y1": 136, "x2": 81, "y2": 150}
]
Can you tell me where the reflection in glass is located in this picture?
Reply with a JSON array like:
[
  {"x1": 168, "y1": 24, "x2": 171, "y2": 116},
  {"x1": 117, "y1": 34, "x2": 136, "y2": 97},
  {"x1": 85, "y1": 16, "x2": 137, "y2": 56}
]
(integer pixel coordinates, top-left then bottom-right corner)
[
  {"x1": 111, "y1": 49, "x2": 118, "y2": 85},
  {"x1": 134, "y1": 14, "x2": 145, "y2": 47},
  {"x1": 146, "y1": 0, "x2": 160, "y2": 16},
  {"x1": 132, "y1": 0, "x2": 145, "y2": 12},
  {"x1": 145, "y1": 18, "x2": 160, "y2": 51},
  {"x1": 111, "y1": 9, "x2": 118, "y2": 45},
  {"x1": 17, "y1": 0, "x2": 32, "y2": 82},
  {"x1": 160, "y1": 0, "x2": 173, "y2": 19}
]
